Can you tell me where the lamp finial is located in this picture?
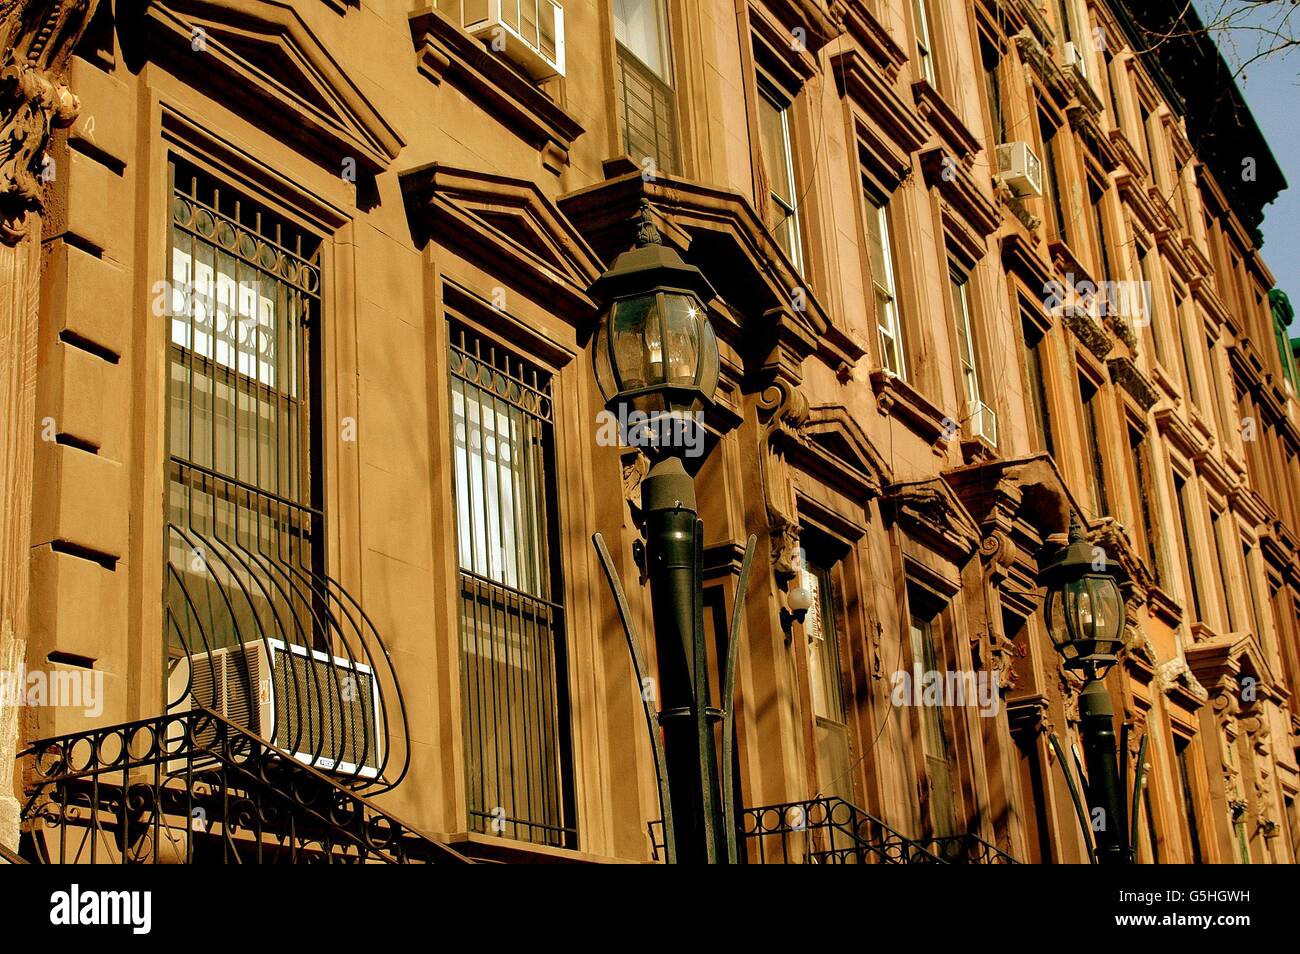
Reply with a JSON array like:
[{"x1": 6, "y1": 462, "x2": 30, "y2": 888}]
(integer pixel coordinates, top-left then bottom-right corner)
[
  {"x1": 636, "y1": 199, "x2": 662, "y2": 248},
  {"x1": 1067, "y1": 512, "x2": 1085, "y2": 544}
]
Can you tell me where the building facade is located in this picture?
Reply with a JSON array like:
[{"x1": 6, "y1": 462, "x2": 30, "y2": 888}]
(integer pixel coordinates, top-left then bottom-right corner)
[{"x1": 0, "y1": 0, "x2": 1297, "y2": 864}]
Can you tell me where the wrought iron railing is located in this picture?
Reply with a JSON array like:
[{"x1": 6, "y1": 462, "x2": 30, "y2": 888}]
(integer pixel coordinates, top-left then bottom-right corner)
[
  {"x1": 739, "y1": 797, "x2": 947, "y2": 864},
  {"x1": 915, "y1": 831, "x2": 1020, "y2": 863},
  {"x1": 658, "y1": 797, "x2": 1021, "y2": 864},
  {"x1": 17, "y1": 709, "x2": 471, "y2": 864},
  {"x1": 0, "y1": 842, "x2": 26, "y2": 864}
]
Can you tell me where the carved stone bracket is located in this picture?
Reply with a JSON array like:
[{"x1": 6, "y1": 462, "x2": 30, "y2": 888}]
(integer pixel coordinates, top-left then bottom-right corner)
[
  {"x1": 757, "y1": 380, "x2": 810, "y2": 589},
  {"x1": 1060, "y1": 306, "x2": 1115, "y2": 361},
  {"x1": 0, "y1": 0, "x2": 99, "y2": 242},
  {"x1": 1153, "y1": 656, "x2": 1210, "y2": 703},
  {"x1": 1107, "y1": 355, "x2": 1159, "y2": 410}
]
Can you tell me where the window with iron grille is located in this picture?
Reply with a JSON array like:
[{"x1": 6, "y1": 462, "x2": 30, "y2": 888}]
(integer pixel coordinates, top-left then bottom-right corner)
[
  {"x1": 164, "y1": 158, "x2": 323, "y2": 666},
  {"x1": 448, "y1": 322, "x2": 575, "y2": 848}
]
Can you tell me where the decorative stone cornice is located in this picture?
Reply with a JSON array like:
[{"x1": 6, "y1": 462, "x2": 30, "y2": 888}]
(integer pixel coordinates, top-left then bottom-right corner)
[
  {"x1": 838, "y1": 0, "x2": 906, "y2": 77},
  {"x1": 885, "y1": 477, "x2": 981, "y2": 563},
  {"x1": 137, "y1": 0, "x2": 403, "y2": 173},
  {"x1": 401, "y1": 164, "x2": 603, "y2": 318},
  {"x1": 833, "y1": 46, "x2": 928, "y2": 189},
  {"x1": 0, "y1": 0, "x2": 99, "y2": 241},
  {"x1": 409, "y1": 7, "x2": 583, "y2": 170},
  {"x1": 919, "y1": 147, "x2": 1000, "y2": 268},
  {"x1": 912, "y1": 81, "x2": 981, "y2": 163}
]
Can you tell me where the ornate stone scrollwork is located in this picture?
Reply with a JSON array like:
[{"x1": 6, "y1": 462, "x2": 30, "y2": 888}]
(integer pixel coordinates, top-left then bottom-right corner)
[
  {"x1": 757, "y1": 379, "x2": 810, "y2": 590},
  {"x1": 0, "y1": 0, "x2": 99, "y2": 242}
]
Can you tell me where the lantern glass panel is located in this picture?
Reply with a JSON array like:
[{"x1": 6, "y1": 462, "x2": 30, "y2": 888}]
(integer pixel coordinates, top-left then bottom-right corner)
[
  {"x1": 698, "y1": 317, "x2": 720, "y2": 400},
  {"x1": 593, "y1": 316, "x2": 617, "y2": 402},
  {"x1": 612, "y1": 294, "x2": 661, "y2": 390},
  {"x1": 1045, "y1": 588, "x2": 1071, "y2": 655},
  {"x1": 661, "y1": 293, "x2": 702, "y2": 386},
  {"x1": 1088, "y1": 575, "x2": 1123, "y2": 645}
]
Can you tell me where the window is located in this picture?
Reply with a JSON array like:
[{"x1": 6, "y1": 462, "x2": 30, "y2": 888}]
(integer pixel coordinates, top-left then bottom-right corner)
[
  {"x1": 802, "y1": 550, "x2": 852, "y2": 802},
  {"x1": 1173, "y1": 473, "x2": 1204, "y2": 623},
  {"x1": 804, "y1": 561, "x2": 846, "y2": 724},
  {"x1": 1139, "y1": 102, "x2": 1161, "y2": 181},
  {"x1": 866, "y1": 194, "x2": 905, "y2": 377},
  {"x1": 980, "y1": 36, "x2": 1005, "y2": 143},
  {"x1": 1136, "y1": 242, "x2": 1167, "y2": 364},
  {"x1": 908, "y1": 588, "x2": 957, "y2": 837},
  {"x1": 1241, "y1": 540, "x2": 1266, "y2": 644},
  {"x1": 1174, "y1": 736, "x2": 1204, "y2": 863},
  {"x1": 1206, "y1": 335, "x2": 1228, "y2": 436},
  {"x1": 449, "y1": 322, "x2": 575, "y2": 847},
  {"x1": 1209, "y1": 510, "x2": 1238, "y2": 632},
  {"x1": 757, "y1": 85, "x2": 803, "y2": 273},
  {"x1": 1022, "y1": 317, "x2": 1055, "y2": 456},
  {"x1": 1039, "y1": 115, "x2": 1069, "y2": 244},
  {"x1": 165, "y1": 158, "x2": 322, "y2": 658},
  {"x1": 1103, "y1": 51, "x2": 1123, "y2": 127},
  {"x1": 951, "y1": 273, "x2": 980, "y2": 408},
  {"x1": 1175, "y1": 294, "x2": 1201, "y2": 408},
  {"x1": 1088, "y1": 182, "x2": 1113, "y2": 294},
  {"x1": 1129, "y1": 427, "x2": 1166, "y2": 586},
  {"x1": 1080, "y1": 377, "x2": 1109, "y2": 516},
  {"x1": 614, "y1": 0, "x2": 678, "y2": 174},
  {"x1": 913, "y1": 0, "x2": 937, "y2": 85}
]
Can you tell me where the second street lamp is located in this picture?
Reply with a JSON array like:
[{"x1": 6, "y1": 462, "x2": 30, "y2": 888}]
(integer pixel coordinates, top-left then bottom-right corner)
[
  {"x1": 1039, "y1": 514, "x2": 1137, "y2": 864},
  {"x1": 591, "y1": 201, "x2": 733, "y2": 863}
]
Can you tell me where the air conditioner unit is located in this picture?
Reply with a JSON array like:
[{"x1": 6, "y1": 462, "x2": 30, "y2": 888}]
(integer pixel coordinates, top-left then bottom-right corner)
[
  {"x1": 966, "y1": 400, "x2": 999, "y2": 448},
  {"x1": 167, "y1": 639, "x2": 383, "y2": 780},
  {"x1": 438, "y1": 0, "x2": 566, "y2": 80},
  {"x1": 1063, "y1": 41, "x2": 1089, "y2": 79},
  {"x1": 995, "y1": 142, "x2": 1044, "y2": 198}
]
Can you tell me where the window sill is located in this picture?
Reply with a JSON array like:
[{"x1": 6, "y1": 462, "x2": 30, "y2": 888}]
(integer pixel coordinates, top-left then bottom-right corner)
[{"x1": 870, "y1": 368, "x2": 949, "y2": 451}]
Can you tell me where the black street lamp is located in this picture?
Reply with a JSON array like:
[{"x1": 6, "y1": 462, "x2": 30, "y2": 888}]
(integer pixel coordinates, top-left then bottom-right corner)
[
  {"x1": 589, "y1": 201, "x2": 749, "y2": 865},
  {"x1": 1039, "y1": 514, "x2": 1141, "y2": 864}
]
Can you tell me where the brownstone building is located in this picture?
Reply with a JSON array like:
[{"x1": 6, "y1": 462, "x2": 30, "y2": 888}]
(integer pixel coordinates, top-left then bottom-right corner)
[{"x1": 0, "y1": 0, "x2": 1297, "y2": 864}]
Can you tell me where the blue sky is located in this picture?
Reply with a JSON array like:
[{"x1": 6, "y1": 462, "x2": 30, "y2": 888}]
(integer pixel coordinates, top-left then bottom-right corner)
[{"x1": 1191, "y1": 1, "x2": 1300, "y2": 329}]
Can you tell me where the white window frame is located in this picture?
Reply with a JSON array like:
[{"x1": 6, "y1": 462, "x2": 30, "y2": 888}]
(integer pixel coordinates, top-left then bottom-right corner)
[
  {"x1": 758, "y1": 85, "x2": 804, "y2": 275},
  {"x1": 867, "y1": 198, "x2": 906, "y2": 379},
  {"x1": 913, "y1": 0, "x2": 937, "y2": 85},
  {"x1": 951, "y1": 273, "x2": 980, "y2": 406}
]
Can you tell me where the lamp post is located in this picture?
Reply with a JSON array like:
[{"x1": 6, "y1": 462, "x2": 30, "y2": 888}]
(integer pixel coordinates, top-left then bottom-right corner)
[
  {"x1": 590, "y1": 201, "x2": 731, "y2": 863},
  {"x1": 1039, "y1": 514, "x2": 1134, "y2": 864}
]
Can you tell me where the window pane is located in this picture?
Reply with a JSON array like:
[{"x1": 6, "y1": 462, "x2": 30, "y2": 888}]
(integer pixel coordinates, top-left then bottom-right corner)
[
  {"x1": 615, "y1": 0, "x2": 669, "y2": 80},
  {"x1": 951, "y1": 275, "x2": 979, "y2": 405},
  {"x1": 758, "y1": 89, "x2": 802, "y2": 271},
  {"x1": 804, "y1": 563, "x2": 845, "y2": 724}
]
